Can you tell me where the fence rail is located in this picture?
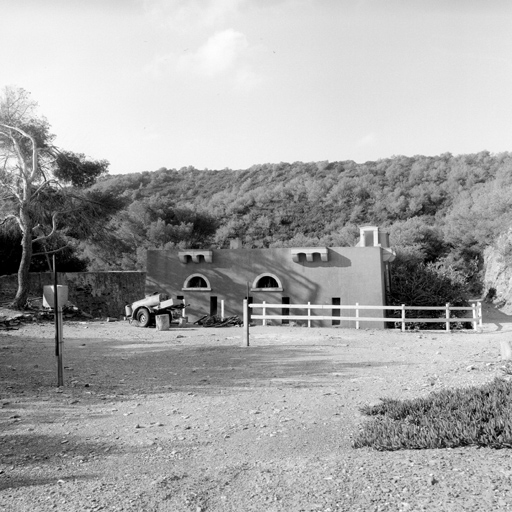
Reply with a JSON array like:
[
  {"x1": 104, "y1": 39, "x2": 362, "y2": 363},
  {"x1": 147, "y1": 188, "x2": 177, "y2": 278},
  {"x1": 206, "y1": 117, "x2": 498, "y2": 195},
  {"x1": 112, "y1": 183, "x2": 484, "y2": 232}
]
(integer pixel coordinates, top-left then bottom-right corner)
[{"x1": 241, "y1": 300, "x2": 483, "y2": 346}]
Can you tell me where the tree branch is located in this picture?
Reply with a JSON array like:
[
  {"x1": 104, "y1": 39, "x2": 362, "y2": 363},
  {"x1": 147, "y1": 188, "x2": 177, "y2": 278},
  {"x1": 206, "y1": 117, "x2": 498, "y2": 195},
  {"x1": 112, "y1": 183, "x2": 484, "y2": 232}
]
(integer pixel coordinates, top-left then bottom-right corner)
[
  {"x1": 0, "y1": 123, "x2": 38, "y2": 183},
  {"x1": 0, "y1": 213, "x2": 22, "y2": 231},
  {"x1": 66, "y1": 192, "x2": 106, "y2": 207},
  {"x1": 0, "y1": 214, "x2": 17, "y2": 226},
  {"x1": 0, "y1": 128, "x2": 28, "y2": 179},
  {"x1": 32, "y1": 244, "x2": 69, "y2": 257},
  {"x1": 31, "y1": 178, "x2": 60, "y2": 201},
  {"x1": 0, "y1": 123, "x2": 37, "y2": 181},
  {"x1": 32, "y1": 212, "x2": 58, "y2": 243},
  {"x1": 31, "y1": 206, "x2": 79, "y2": 243},
  {"x1": 1, "y1": 181, "x2": 22, "y2": 202}
]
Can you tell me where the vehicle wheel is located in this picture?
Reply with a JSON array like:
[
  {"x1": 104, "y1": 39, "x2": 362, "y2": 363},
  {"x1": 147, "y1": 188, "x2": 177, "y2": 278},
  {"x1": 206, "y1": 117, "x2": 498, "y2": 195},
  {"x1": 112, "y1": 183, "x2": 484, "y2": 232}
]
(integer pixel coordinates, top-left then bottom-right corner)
[{"x1": 136, "y1": 307, "x2": 151, "y2": 328}]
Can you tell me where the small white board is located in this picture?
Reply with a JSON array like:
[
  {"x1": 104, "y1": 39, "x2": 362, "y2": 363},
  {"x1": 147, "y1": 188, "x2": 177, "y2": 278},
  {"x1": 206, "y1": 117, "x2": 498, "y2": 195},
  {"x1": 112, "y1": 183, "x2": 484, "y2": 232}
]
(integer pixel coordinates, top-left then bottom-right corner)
[{"x1": 159, "y1": 298, "x2": 174, "y2": 309}]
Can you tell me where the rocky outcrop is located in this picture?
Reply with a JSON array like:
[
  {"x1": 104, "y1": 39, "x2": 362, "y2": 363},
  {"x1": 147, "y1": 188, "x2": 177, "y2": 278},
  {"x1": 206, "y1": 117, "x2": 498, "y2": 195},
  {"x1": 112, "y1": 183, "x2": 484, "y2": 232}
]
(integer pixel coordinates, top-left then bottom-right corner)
[{"x1": 483, "y1": 233, "x2": 512, "y2": 314}]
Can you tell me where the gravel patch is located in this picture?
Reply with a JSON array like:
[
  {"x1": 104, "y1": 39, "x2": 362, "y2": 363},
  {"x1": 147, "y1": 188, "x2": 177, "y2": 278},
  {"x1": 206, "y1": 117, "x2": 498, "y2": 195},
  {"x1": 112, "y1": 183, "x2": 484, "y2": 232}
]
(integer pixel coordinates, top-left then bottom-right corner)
[{"x1": 1, "y1": 313, "x2": 512, "y2": 511}]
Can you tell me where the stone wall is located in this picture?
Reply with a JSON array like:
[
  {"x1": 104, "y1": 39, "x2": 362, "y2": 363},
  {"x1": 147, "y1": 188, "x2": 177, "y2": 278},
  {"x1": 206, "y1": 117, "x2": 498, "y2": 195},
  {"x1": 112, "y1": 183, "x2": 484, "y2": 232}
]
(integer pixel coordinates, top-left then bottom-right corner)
[{"x1": 0, "y1": 272, "x2": 146, "y2": 318}]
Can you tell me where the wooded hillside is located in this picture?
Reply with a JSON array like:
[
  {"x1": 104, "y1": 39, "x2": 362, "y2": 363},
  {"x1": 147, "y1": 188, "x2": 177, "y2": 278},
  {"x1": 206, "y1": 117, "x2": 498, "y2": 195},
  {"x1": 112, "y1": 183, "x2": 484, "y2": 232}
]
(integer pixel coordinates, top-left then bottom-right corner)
[{"x1": 3, "y1": 150, "x2": 512, "y2": 297}]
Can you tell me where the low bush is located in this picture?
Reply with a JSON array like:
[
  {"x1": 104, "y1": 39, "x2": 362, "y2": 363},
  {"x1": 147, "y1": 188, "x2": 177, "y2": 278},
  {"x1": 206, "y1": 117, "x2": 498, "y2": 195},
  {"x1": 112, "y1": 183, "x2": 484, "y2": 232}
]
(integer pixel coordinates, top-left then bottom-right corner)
[{"x1": 353, "y1": 378, "x2": 512, "y2": 450}]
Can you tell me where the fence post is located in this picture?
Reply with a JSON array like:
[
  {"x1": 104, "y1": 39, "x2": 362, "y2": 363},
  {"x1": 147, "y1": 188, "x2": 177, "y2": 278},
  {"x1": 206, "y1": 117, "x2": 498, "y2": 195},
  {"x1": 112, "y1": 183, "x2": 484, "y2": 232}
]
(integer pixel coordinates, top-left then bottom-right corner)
[
  {"x1": 472, "y1": 303, "x2": 477, "y2": 331},
  {"x1": 401, "y1": 304, "x2": 406, "y2": 332},
  {"x1": 243, "y1": 299, "x2": 249, "y2": 347},
  {"x1": 355, "y1": 303, "x2": 360, "y2": 330},
  {"x1": 221, "y1": 299, "x2": 225, "y2": 320},
  {"x1": 445, "y1": 303, "x2": 450, "y2": 332},
  {"x1": 308, "y1": 302, "x2": 311, "y2": 328},
  {"x1": 478, "y1": 301, "x2": 483, "y2": 328},
  {"x1": 262, "y1": 301, "x2": 266, "y2": 326}
]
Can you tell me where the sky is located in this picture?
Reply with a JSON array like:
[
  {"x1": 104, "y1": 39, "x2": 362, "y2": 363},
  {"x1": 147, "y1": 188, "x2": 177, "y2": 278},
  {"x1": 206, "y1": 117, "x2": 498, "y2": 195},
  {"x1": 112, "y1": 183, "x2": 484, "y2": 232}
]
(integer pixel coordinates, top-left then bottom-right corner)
[{"x1": 2, "y1": 0, "x2": 512, "y2": 175}]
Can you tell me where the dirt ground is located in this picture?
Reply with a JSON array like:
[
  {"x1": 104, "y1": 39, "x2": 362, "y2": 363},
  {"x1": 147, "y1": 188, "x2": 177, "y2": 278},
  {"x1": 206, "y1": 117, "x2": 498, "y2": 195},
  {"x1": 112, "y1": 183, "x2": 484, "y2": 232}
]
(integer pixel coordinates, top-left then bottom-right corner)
[{"x1": 2, "y1": 305, "x2": 512, "y2": 512}]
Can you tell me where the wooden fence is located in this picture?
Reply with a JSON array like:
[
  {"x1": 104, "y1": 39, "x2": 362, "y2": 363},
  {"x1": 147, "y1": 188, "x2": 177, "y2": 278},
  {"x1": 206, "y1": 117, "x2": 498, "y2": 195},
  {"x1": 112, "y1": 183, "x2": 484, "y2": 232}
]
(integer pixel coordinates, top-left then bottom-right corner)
[{"x1": 241, "y1": 300, "x2": 483, "y2": 346}]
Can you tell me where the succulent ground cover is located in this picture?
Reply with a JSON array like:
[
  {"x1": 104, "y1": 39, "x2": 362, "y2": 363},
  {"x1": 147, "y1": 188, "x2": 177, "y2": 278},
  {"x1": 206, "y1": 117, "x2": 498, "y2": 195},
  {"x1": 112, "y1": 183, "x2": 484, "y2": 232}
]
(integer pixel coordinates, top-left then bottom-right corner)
[{"x1": 354, "y1": 378, "x2": 512, "y2": 451}]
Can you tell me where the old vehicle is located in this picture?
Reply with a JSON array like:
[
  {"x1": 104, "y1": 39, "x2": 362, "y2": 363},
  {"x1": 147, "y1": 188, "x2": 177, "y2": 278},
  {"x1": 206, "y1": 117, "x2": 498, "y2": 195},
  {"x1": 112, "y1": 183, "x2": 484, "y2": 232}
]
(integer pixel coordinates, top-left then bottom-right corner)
[{"x1": 126, "y1": 293, "x2": 186, "y2": 328}]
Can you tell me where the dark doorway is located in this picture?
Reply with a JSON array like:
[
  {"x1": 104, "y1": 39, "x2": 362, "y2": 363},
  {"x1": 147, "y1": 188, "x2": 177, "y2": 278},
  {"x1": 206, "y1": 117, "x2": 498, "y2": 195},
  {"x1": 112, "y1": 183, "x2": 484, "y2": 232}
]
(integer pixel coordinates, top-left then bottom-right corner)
[{"x1": 210, "y1": 296, "x2": 218, "y2": 316}]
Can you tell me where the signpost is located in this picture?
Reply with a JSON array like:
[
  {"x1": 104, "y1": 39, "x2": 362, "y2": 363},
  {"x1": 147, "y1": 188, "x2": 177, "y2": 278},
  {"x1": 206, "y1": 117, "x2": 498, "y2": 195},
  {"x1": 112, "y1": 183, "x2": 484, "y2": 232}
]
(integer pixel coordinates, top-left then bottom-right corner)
[{"x1": 42, "y1": 255, "x2": 68, "y2": 387}]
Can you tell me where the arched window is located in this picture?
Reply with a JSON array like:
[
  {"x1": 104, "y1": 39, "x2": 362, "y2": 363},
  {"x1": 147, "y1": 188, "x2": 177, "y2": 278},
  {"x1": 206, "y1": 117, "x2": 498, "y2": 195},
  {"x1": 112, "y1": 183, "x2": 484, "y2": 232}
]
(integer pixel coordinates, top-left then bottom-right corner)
[
  {"x1": 251, "y1": 273, "x2": 283, "y2": 292},
  {"x1": 189, "y1": 276, "x2": 207, "y2": 288},
  {"x1": 183, "y1": 273, "x2": 211, "y2": 291},
  {"x1": 257, "y1": 275, "x2": 278, "y2": 288}
]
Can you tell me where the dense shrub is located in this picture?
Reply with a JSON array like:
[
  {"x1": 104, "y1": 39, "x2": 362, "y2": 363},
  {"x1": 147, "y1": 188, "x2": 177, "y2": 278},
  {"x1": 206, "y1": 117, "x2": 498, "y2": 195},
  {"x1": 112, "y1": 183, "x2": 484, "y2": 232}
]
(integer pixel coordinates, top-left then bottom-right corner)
[
  {"x1": 353, "y1": 378, "x2": 512, "y2": 450},
  {"x1": 387, "y1": 255, "x2": 472, "y2": 329}
]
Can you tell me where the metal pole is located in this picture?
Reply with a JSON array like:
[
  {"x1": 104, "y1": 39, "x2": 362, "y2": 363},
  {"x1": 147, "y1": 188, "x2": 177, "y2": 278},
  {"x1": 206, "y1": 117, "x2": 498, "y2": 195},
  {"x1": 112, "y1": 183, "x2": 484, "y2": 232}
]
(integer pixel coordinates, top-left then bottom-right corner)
[
  {"x1": 58, "y1": 308, "x2": 63, "y2": 376},
  {"x1": 246, "y1": 281, "x2": 251, "y2": 323},
  {"x1": 242, "y1": 299, "x2": 249, "y2": 347},
  {"x1": 53, "y1": 255, "x2": 63, "y2": 387}
]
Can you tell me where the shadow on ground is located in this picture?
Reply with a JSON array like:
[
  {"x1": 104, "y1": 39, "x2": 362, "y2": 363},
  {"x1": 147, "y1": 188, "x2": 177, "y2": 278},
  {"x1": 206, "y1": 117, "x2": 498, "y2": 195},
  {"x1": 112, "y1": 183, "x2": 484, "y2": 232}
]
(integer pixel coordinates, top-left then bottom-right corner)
[
  {"x1": 1, "y1": 336, "x2": 409, "y2": 398},
  {"x1": 0, "y1": 431, "x2": 107, "y2": 491},
  {"x1": 62, "y1": 342, "x2": 408, "y2": 395},
  {"x1": 482, "y1": 303, "x2": 512, "y2": 331}
]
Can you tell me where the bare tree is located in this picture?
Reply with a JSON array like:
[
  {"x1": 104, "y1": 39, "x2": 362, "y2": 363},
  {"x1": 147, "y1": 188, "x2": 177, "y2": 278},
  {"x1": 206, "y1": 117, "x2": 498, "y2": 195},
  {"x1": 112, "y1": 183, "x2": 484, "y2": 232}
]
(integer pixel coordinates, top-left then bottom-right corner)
[{"x1": 0, "y1": 86, "x2": 109, "y2": 309}]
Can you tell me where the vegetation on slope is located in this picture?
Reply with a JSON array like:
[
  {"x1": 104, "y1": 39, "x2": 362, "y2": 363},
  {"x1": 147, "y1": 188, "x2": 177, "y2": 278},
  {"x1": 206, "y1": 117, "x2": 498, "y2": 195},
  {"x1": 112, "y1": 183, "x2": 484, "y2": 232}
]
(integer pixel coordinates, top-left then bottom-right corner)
[{"x1": 2, "y1": 150, "x2": 512, "y2": 299}]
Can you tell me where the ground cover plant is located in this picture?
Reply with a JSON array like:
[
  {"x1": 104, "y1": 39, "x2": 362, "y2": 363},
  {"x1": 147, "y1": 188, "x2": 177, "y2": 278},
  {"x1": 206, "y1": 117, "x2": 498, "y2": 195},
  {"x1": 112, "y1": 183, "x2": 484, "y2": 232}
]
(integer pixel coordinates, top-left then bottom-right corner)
[{"x1": 354, "y1": 377, "x2": 512, "y2": 451}]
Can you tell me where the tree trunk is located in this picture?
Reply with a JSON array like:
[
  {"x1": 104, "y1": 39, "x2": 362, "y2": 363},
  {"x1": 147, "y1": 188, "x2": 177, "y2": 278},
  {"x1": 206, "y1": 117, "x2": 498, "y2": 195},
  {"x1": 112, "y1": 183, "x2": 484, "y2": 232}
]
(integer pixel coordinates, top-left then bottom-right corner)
[{"x1": 12, "y1": 209, "x2": 33, "y2": 309}]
